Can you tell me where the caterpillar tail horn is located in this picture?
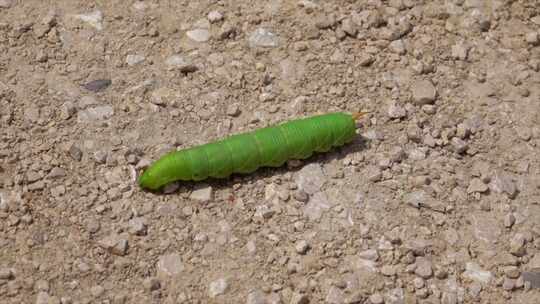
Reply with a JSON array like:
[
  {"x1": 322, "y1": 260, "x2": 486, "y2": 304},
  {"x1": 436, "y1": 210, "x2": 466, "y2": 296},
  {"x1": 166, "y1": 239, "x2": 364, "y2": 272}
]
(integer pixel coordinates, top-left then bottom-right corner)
[{"x1": 351, "y1": 111, "x2": 369, "y2": 121}]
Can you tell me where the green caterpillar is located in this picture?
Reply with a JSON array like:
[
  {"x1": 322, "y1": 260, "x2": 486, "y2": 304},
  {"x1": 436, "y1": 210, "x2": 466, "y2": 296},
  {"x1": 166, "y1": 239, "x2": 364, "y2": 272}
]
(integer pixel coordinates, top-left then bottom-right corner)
[{"x1": 138, "y1": 112, "x2": 366, "y2": 191}]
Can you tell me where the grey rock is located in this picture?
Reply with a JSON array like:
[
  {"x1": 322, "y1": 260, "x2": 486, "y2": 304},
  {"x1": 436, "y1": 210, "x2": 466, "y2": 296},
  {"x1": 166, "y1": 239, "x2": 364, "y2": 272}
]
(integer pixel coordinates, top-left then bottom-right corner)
[
  {"x1": 48, "y1": 167, "x2": 66, "y2": 179},
  {"x1": 403, "y1": 191, "x2": 428, "y2": 208},
  {"x1": 74, "y1": 10, "x2": 103, "y2": 30},
  {"x1": 209, "y1": 278, "x2": 228, "y2": 298},
  {"x1": 36, "y1": 279, "x2": 50, "y2": 291},
  {"x1": 0, "y1": 268, "x2": 14, "y2": 279},
  {"x1": 143, "y1": 277, "x2": 161, "y2": 291},
  {"x1": 490, "y1": 171, "x2": 517, "y2": 199},
  {"x1": 295, "y1": 240, "x2": 310, "y2": 254},
  {"x1": 36, "y1": 292, "x2": 51, "y2": 304},
  {"x1": 207, "y1": 11, "x2": 224, "y2": 23},
  {"x1": 190, "y1": 186, "x2": 213, "y2": 202},
  {"x1": 526, "y1": 32, "x2": 540, "y2": 46},
  {"x1": 303, "y1": 191, "x2": 331, "y2": 221},
  {"x1": 388, "y1": 39, "x2": 406, "y2": 54},
  {"x1": 69, "y1": 144, "x2": 83, "y2": 161},
  {"x1": 504, "y1": 266, "x2": 520, "y2": 279},
  {"x1": 471, "y1": 212, "x2": 501, "y2": 244},
  {"x1": 456, "y1": 122, "x2": 471, "y2": 139},
  {"x1": 516, "y1": 126, "x2": 532, "y2": 141},
  {"x1": 93, "y1": 150, "x2": 108, "y2": 164},
  {"x1": 128, "y1": 217, "x2": 147, "y2": 236},
  {"x1": 442, "y1": 292, "x2": 457, "y2": 304},
  {"x1": 509, "y1": 233, "x2": 526, "y2": 256},
  {"x1": 0, "y1": 0, "x2": 13, "y2": 8},
  {"x1": 522, "y1": 271, "x2": 540, "y2": 288},
  {"x1": 504, "y1": 213, "x2": 516, "y2": 228},
  {"x1": 98, "y1": 234, "x2": 128, "y2": 256},
  {"x1": 411, "y1": 80, "x2": 437, "y2": 105},
  {"x1": 77, "y1": 105, "x2": 114, "y2": 123},
  {"x1": 358, "y1": 54, "x2": 375, "y2": 66},
  {"x1": 467, "y1": 178, "x2": 488, "y2": 194},
  {"x1": 126, "y1": 54, "x2": 145, "y2": 66},
  {"x1": 157, "y1": 253, "x2": 184, "y2": 278},
  {"x1": 165, "y1": 55, "x2": 198, "y2": 73},
  {"x1": 502, "y1": 277, "x2": 516, "y2": 290},
  {"x1": 341, "y1": 18, "x2": 358, "y2": 37},
  {"x1": 27, "y1": 171, "x2": 42, "y2": 183},
  {"x1": 226, "y1": 104, "x2": 241, "y2": 116},
  {"x1": 366, "y1": 166, "x2": 382, "y2": 182},
  {"x1": 248, "y1": 28, "x2": 279, "y2": 48},
  {"x1": 246, "y1": 290, "x2": 267, "y2": 304},
  {"x1": 387, "y1": 103, "x2": 407, "y2": 119},
  {"x1": 91, "y1": 285, "x2": 105, "y2": 297},
  {"x1": 326, "y1": 286, "x2": 345, "y2": 304},
  {"x1": 463, "y1": 262, "x2": 492, "y2": 284},
  {"x1": 385, "y1": 288, "x2": 404, "y2": 304},
  {"x1": 369, "y1": 293, "x2": 384, "y2": 304},
  {"x1": 219, "y1": 21, "x2": 237, "y2": 40},
  {"x1": 290, "y1": 292, "x2": 309, "y2": 304},
  {"x1": 254, "y1": 204, "x2": 275, "y2": 220},
  {"x1": 381, "y1": 265, "x2": 396, "y2": 276},
  {"x1": 187, "y1": 29, "x2": 210, "y2": 42},
  {"x1": 83, "y1": 79, "x2": 111, "y2": 92},
  {"x1": 451, "y1": 43, "x2": 469, "y2": 60},
  {"x1": 529, "y1": 254, "x2": 540, "y2": 269},
  {"x1": 451, "y1": 137, "x2": 468, "y2": 154},
  {"x1": 358, "y1": 249, "x2": 379, "y2": 261},
  {"x1": 415, "y1": 257, "x2": 433, "y2": 279},
  {"x1": 296, "y1": 163, "x2": 326, "y2": 195},
  {"x1": 60, "y1": 102, "x2": 76, "y2": 120},
  {"x1": 413, "y1": 277, "x2": 425, "y2": 289}
]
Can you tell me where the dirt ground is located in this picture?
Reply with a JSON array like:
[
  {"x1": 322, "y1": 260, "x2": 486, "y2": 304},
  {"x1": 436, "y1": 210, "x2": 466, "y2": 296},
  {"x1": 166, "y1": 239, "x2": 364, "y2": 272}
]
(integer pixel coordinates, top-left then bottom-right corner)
[{"x1": 1, "y1": 0, "x2": 540, "y2": 303}]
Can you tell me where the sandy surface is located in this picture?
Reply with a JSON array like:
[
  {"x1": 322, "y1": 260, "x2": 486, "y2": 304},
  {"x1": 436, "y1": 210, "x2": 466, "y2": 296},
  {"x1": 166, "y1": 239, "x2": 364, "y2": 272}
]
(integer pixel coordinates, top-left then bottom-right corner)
[{"x1": 1, "y1": 0, "x2": 540, "y2": 303}]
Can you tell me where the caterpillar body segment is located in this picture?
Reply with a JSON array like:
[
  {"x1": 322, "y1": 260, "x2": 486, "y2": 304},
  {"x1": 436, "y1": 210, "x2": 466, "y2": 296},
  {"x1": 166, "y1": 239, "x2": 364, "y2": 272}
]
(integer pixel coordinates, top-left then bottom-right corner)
[{"x1": 138, "y1": 112, "x2": 365, "y2": 191}]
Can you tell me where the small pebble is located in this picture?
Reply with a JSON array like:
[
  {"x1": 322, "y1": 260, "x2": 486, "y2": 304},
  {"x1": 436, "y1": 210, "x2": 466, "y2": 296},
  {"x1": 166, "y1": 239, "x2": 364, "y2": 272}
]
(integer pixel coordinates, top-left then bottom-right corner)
[
  {"x1": 187, "y1": 28, "x2": 210, "y2": 42},
  {"x1": 209, "y1": 278, "x2": 228, "y2": 298},
  {"x1": 526, "y1": 32, "x2": 540, "y2": 46},
  {"x1": 369, "y1": 293, "x2": 384, "y2": 304},
  {"x1": 387, "y1": 103, "x2": 407, "y2": 119},
  {"x1": 290, "y1": 292, "x2": 309, "y2": 304},
  {"x1": 128, "y1": 217, "x2": 147, "y2": 236},
  {"x1": 207, "y1": 11, "x2": 224, "y2": 23},
  {"x1": 0, "y1": 268, "x2": 14, "y2": 280},
  {"x1": 411, "y1": 80, "x2": 437, "y2": 105},
  {"x1": 83, "y1": 79, "x2": 111, "y2": 92},
  {"x1": 69, "y1": 144, "x2": 83, "y2": 161},
  {"x1": 415, "y1": 257, "x2": 433, "y2": 279},
  {"x1": 126, "y1": 54, "x2": 145, "y2": 66},
  {"x1": 504, "y1": 213, "x2": 515, "y2": 228},
  {"x1": 295, "y1": 240, "x2": 310, "y2": 254},
  {"x1": 248, "y1": 28, "x2": 279, "y2": 48},
  {"x1": 190, "y1": 186, "x2": 213, "y2": 202},
  {"x1": 144, "y1": 277, "x2": 161, "y2": 291}
]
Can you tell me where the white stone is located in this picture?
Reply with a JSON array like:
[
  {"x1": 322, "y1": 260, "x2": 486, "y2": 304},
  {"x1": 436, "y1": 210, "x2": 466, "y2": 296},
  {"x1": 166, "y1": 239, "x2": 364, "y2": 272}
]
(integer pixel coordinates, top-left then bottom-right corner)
[
  {"x1": 187, "y1": 29, "x2": 210, "y2": 42},
  {"x1": 190, "y1": 186, "x2": 213, "y2": 202},
  {"x1": 463, "y1": 262, "x2": 492, "y2": 284},
  {"x1": 209, "y1": 278, "x2": 228, "y2": 298},
  {"x1": 74, "y1": 10, "x2": 103, "y2": 30},
  {"x1": 77, "y1": 106, "x2": 114, "y2": 123},
  {"x1": 126, "y1": 54, "x2": 145, "y2": 66},
  {"x1": 157, "y1": 253, "x2": 184, "y2": 278},
  {"x1": 248, "y1": 28, "x2": 279, "y2": 48},
  {"x1": 208, "y1": 11, "x2": 224, "y2": 23}
]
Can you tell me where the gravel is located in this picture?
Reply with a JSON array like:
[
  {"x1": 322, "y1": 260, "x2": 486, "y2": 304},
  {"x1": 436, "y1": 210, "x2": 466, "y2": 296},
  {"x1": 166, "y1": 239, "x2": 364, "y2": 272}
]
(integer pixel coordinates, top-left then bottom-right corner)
[{"x1": 2, "y1": 1, "x2": 540, "y2": 303}]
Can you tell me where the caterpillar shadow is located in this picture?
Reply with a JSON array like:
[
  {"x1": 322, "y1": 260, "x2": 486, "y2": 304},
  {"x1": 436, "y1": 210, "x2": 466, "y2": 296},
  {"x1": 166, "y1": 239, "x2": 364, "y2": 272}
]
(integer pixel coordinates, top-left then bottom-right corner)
[{"x1": 143, "y1": 134, "x2": 371, "y2": 196}]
